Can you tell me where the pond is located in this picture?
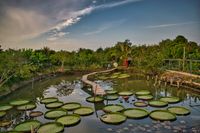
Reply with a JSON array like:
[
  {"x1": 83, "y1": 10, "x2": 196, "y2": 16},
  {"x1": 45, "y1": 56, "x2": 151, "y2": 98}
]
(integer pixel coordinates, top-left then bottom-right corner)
[{"x1": 0, "y1": 72, "x2": 200, "y2": 133}]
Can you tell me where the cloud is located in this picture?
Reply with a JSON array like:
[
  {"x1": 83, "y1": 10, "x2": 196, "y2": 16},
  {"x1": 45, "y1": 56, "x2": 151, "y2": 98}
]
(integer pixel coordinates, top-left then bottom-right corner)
[
  {"x1": 95, "y1": 0, "x2": 141, "y2": 9},
  {"x1": 145, "y1": 21, "x2": 199, "y2": 29},
  {"x1": 0, "y1": 0, "x2": 142, "y2": 44},
  {"x1": 84, "y1": 19, "x2": 126, "y2": 35},
  {"x1": 47, "y1": 31, "x2": 69, "y2": 41},
  {"x1": 0, "y1": 7, "x2": 52, "y2": 43},
  {"x1": 47, "y1": 0, "x2": 141, "y2": 40}
]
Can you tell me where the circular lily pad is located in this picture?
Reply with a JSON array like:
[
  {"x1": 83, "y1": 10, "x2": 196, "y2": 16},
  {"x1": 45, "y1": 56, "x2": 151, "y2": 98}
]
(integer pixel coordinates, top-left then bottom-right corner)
[
  {"x1": 100, "y1": 113, "x2": 127, "y2": 124},
  {"x1": 137, "y1": 95, "x2": 153, "y2": 100},
  {"x1": 0, "y1": 111, "x2": 6, "y2": 118},
  {"x1": 103, "y1": 104, "x2": 124, "y2": 113},
  {"x1": 17, "y1": 103, "x2": 36, "y2": 111},
  {"x1": 29, "y1": 111, "x2": 43, "y2": 117},
  {"x1": 118, "y1": 74, "x2": 130, "y2": 79},
  {"x1": 123, "y1": 108, "x2": 149, "y2": 119},
  {"x1": 149, "y1": 100, "x2": 168, "y2": 107},
  {"x1": 150, "y1": 110, "x2": 176, "y2": 121},
  {"x1": 118, "y1": 91, "x2": 133, "y2": 96},
  {"x1": 0, "y1": 120, "x2": 12, "y2": 127},
  {"x1": 105, "y1": 90, "x2": 118, "y2": 94},
  {"x1": 74, "y1": 107, "x2": 94, "y2": 116},
  {"x1": 110, "y1": 75, "x2": 118, "y2": 78},
  {"x1": 61, "y1": 102, "x2": 81, "y2": 111},
  {"x1": 40, "y1": 97, "x2": 58, "y2": 104},
  {"x1": 14, "y1": 120, "x2": 41, "y2": 132},
  {"x1": 45, "y1": 109, "x2": 67, "y2": 119},
  {"x1": 134, "y1": 101, "x2": 148, "y2": 107},
  {"x1": 45, "y1": 101, "x2": 63, "y2": 109},
  {"x1": 167, "y1": 106, "x2": 190, "y2": 115},
  {"x1": 86, "y1": 96, "x2": 104, "y2": 103},
  {"x1": 0, "y1": 105, "x2": 13, "y2": 111},
  {"x1": 37, "y1": 122, "x2": 64, "y2": 133},
  {"x1": 9, "y1": 100, "x2": 30, "y2": 106},
  {"x1": 56, "y1": 114, "x2": 81, "y2": 126},
  {"x1": 135, "y1": 90, "x2": 151, "y2": 95},
  {"x1": 104, "y1": 94, "x2": 119, "y2": 100},
  {"x1": 160, "y1": 97, "x2": 180, "y2": 103},
  {"x1": 99, "y1": 76, "x2": 109, "y2": 80}
]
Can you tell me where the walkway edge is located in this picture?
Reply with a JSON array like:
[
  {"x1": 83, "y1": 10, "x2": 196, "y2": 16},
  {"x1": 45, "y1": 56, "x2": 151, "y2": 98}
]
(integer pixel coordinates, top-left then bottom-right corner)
[{"x1": 81, "y1": 68, "x2": 116, "y2": 95}]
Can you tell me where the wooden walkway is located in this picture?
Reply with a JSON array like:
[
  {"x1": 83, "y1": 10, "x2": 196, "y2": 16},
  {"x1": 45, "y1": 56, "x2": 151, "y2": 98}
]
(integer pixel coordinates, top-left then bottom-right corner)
[{"x1": 81, "y1": 68, "x2": 116, "y2": 95}]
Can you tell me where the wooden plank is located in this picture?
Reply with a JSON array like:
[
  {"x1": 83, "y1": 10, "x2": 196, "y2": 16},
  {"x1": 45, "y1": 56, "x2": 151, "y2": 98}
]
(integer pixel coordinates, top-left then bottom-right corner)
[{"x1": 81, "y1": 68, "x2": 116, "y2": 95}]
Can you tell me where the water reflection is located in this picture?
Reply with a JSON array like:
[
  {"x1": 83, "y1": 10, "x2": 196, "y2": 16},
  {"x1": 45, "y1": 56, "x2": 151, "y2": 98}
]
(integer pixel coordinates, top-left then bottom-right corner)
[{"x1": 0, "y1": 74, "x2": 200, "y2": 132}]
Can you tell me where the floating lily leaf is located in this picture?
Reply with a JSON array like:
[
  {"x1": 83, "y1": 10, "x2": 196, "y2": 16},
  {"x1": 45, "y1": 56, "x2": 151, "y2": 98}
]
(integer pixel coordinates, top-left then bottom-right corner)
[
  {"x1": 74, "y1": 107, "x2": 94, "y2": 116},
  {"x1": 86, "y1": 96, "x2": 104, "y2": 103},
  {"x1": 150, "y1": 110, "x2": 176, "y2": 121},
  {"x1": 61, "y1": 102, "x2": 81, "y2": 111},
  {"x1": 9, "y1": 100, "x2": 30, "y2": 106},
  {"x1": 56, "y1": 114, "x2": 81, "y2": 126},
  {"x1": 40, "y1": 97, "x2": 58, "y2": 104},
  {"x1": 37, "y1": 122, "x2": 64, "y2": 133},
  {"x1": 100, "y1": 113, "x2": 127, "y2": 124},
  {"x1": 45, "y1": 101, "x2": 63, "y2": 109},
  {"x1": 167, "y1": 106, "x2": 190, "y2": 115},
  {"x1": 123, "y1": 108, "x2": 149, "y2": 119},
  {"x1": 14, "y1": 120, "x2": 41, "y2": 132},
  {"x1": 45, "y1": 109, "x2": 67, "y2": 119}
]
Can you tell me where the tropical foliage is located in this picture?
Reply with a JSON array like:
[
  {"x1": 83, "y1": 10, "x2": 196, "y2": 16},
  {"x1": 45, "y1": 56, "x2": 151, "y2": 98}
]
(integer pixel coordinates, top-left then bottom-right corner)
[{"x1": 0, "y1": 35, "x2": 200, "y2": 90}]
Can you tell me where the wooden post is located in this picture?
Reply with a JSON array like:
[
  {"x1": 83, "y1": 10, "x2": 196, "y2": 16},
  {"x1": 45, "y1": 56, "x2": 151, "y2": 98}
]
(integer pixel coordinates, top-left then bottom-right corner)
[
  {"x1": 190, "y1": 60, "x2": 192, "y2": 73},
  {"x1": 183, "y1": 47, "x2": 186, "y2": 71}
]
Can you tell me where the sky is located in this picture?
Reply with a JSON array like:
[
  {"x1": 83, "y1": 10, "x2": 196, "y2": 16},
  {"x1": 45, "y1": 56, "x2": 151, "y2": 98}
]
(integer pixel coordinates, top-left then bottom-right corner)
[{"x1": 0, "y1": 0, "x2": 199, "y2": 51}]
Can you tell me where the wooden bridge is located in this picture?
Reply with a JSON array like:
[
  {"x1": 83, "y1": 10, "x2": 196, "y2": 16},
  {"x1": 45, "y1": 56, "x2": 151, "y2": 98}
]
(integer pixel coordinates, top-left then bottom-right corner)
[{"x1": 81, "y1": 68, "x2": 116, "y2": 95}]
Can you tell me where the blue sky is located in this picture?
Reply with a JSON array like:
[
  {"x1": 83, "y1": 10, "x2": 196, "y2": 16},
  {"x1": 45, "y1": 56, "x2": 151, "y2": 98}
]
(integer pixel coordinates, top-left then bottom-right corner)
[{"x1": 0, "y1": 0, "x2": 199, "y2": 50}]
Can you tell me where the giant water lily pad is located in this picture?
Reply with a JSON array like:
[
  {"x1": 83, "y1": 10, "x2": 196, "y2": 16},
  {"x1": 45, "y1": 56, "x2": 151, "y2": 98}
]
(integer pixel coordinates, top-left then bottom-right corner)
[
  {"x1": 29, "y1": 111, "x2": 43, "y2": 117},
  {"x1": 149, "y1": 100, "x2": 168, "y2": 107},
  {"x1": 150, "y1": 110, "x2": 176, "y2": 121},
  {"x1": 61, "y1": 102, "x2": 81, "y2": 111},
  {"x1": 104, "y1": 94, "x2": 119, "y2": 100},
  {"x1": 45, "y1": 109, "x2": 67, "y2": 119},
  {"x1": 118, "y1": 74, "x2": 130, "y2": 79},
  {"x1": 110, "y1": 75, "x2": 118, "y2": 79},
  {"x1": 17, "y1": 103, "x2": 36, "y2": 111},
  {"x1": 137, "y1": 95, "x2": 153, "y2": 100},
  {"x1": 135, "y1": 90, "x2": 151, "y2": 95},
  {"x1": 56, "y1": 114, "x2": 81, "y2": 126},
  {"x1": 74, "y1": 107, "x2": 94, "y2": 116},
  {"x1": 103, "y1": 105, "x2": 124, "y2": 113},
  {"x1": 160, "y1": 97, "x2": 180, "y2": 103},
  {"x1": 0, "y1": 111, "x2": 6, "y2": 118},
  {"x1": 118, "y1": 91, "x2": 133, "y2": 96},
  {"x1": 45, "y1": 101, "x2": 63, "y2": 109},
  {"x1": 86, "y1": 96, "x2": 104, "y2": 103},
  {"x1": 100, "y1": 113, "x2": 127, "y2": 124},
  {"x1": 167, "y1": 106, "x2": 190, "y2": 115},
  {"x1": 37, "y1": 122, "x2": 64, "y2": 133},
  {"x1": 134, "y1": 101, "x2": 148, "y2": 107},
  {"x1": 9, "y1": 100, "x2": 30, "y2": 106},
  {"x1": 105, "y1": 90, "x2": 118, "y2": 94},
  {"x1": 14, "y1": 120, "x2": 41, "y2": 132},
  {"x1": 99, "y1": 76, "x2": 109, "y2": 80},
  {"x1": 40, "y1": 97, "x2": 58, "y2": 104},
  {"x1": 0, "y1": 105, "x2": 13, "y2": 111},
  {"x1": 123, "y1": 108, "x2": 149, "y2": 119},
  {"x1": 0, "y1": 120, "x2": 12, "y2": 127}
]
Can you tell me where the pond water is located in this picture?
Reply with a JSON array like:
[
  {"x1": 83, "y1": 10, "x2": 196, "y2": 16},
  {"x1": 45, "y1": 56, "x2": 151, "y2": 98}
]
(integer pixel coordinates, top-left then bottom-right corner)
[{"x1": 0, "y1": 73, "x2": 200, "y2": 133}]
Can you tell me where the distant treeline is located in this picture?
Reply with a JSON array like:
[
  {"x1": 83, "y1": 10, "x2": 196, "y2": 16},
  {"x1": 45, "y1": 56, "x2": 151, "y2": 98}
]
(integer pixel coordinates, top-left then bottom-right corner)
[{"x1": 0, "y1": 35, "x2": 200, "y2": 89}]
